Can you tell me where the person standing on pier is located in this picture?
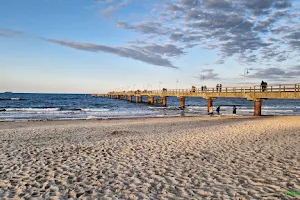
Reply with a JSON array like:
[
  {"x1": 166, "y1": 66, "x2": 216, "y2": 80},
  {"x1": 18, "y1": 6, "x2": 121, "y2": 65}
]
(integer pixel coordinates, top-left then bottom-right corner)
[
  {"x1": 216, "y1": 84, "x2": 219, "y2": 92},
  {"x1": 220, "y1": 84, "x2": 222, "y2": 92}
]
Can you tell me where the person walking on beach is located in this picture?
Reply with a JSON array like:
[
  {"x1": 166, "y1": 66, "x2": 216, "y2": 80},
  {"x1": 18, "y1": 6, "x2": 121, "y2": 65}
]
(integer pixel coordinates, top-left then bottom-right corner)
[
  {"x1": 233, "y1": 106, "x2": 237, "y2": 114},
  {"x1": 208, "y1": 106, "x2": 214, "y2": 116},
  {"x1": 216, "y1": 106, "x2": 220, "y2": 115}
]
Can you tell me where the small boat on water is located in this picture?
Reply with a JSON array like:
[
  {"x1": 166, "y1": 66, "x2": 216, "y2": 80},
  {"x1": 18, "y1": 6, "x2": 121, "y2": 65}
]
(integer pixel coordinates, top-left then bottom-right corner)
[{"x1": 4, "y1": 91, "x2": 12, "y2": 94}]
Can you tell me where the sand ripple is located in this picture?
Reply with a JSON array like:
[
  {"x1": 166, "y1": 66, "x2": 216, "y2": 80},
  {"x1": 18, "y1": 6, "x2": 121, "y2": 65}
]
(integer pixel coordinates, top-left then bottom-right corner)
[{"x1": 0, "y1": 116, "x2": 300, "y2": 199}]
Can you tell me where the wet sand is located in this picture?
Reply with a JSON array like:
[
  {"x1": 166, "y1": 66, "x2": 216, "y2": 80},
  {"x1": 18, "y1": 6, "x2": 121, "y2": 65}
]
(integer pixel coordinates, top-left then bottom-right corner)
[{"x1": 0, "y1": 116, "x2": 300, "y2": 199}]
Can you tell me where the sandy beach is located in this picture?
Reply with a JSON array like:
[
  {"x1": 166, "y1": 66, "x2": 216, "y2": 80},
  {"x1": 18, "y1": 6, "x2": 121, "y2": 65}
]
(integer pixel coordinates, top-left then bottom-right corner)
[{"x1": 0, "y1": 116, "x2": 300, "y2": 199}]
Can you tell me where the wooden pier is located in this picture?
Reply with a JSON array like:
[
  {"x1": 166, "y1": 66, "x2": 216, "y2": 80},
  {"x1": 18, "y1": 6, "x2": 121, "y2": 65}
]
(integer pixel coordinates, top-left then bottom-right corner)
[{"x1": 93, "y1": 83, "x2": 300, "y2": 116}]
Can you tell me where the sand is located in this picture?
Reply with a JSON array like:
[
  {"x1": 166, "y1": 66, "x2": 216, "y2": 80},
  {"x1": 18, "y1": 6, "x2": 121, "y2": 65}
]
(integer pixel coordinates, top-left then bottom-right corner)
[{"x1": 0, "y1": 116, "x2": 300, "y2": 199}]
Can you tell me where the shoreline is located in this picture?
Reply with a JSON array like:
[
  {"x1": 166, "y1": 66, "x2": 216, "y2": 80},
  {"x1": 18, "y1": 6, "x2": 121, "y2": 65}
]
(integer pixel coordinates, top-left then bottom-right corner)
[
  {"x1": 1, "y1": 113, "x2": 297, "y2": 124},
  {"x1": 0, "y1": 115, "x2": 262, "y2": 129}
]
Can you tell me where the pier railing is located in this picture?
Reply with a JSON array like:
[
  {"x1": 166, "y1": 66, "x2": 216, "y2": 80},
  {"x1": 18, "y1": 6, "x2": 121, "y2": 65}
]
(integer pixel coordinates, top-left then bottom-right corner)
[{"x1": 108, "y1": 83, "x2": 300, "y2": 96}]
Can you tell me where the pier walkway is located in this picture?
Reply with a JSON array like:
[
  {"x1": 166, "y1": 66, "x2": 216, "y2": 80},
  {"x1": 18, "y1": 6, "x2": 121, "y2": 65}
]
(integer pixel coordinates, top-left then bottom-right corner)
[{"x1": 93, "y1": 83, "x2": 300, "y2": 116}]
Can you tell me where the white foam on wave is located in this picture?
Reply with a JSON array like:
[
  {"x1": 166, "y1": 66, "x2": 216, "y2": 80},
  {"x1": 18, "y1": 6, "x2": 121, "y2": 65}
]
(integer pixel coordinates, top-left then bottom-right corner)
[
  {"x1": 5, "y1": 108, "x2": 61, "y2": 112},
  {"x1": 82, "y1": 108, "x2": 110, "y2": 112},
  {"x1": 148, "y1": 106, "x2": 180, "y2": 110},
  {"x1": 0, "y1": 98, "x2": 24, "y2": 101},
  {"x1": 263, "y1": 109, "x2": 294, "y2": 113},
  {"x1": 86, "y1": 116, "x2": 101, "y2": 120},
  {"x1": 238, "y1": 109, "x2": 294, "y2": 113}
]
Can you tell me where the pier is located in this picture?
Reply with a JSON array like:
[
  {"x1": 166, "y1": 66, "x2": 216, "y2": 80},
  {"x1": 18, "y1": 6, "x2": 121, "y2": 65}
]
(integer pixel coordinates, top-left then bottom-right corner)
[{"x1": 93, "y1": 83, "x2": 300, "y2": 116}]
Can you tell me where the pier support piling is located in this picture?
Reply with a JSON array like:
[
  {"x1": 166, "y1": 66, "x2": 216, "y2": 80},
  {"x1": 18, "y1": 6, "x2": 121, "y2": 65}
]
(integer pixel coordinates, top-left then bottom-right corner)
[
  {"x1": 180, "y1": 97, "x2": 185, "y2": 109},
  {"x1": 254, "y1": 99, "x2": 263, "y2": 116},
  {"x1": 162, "y1": 96, "x2": 167, "y2": 107},
  {"x1": 140, "y1": 96, "x2": 143, "y2": 103},
  {"x1": 207, "y1": 98, "x2": 213, "y2": 112},
  {"x1": 136, "y1": 96, "x2": 139, "y2": 103},
  {"x1": 128, "y1": 96, "x2": 132, "y2": 102},
  {"x1": 148, "y1": 96, "x2": 154, "y2": 104}
]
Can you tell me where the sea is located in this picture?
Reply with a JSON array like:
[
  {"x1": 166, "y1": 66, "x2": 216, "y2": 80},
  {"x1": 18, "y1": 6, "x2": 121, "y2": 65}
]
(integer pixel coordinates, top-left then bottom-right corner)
[{"x1": 0, "y1": 93, "x2": 300, "y2": 121}]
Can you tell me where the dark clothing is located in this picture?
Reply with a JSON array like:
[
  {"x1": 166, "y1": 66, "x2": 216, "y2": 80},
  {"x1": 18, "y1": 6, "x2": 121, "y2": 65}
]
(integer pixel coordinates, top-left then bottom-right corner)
[
  {"x1": 233, "y1": 106, "x2": 237, "y2": 114},
  {"x1": 216, "y1": 106, "x2": 220, "y2": 115},
  {"x1": 261, "y1": 81, "x2": 268, "y2": 92}
]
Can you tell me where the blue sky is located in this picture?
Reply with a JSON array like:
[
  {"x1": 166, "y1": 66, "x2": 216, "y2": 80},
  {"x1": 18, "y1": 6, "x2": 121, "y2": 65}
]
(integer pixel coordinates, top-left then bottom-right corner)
[{"x1": 1, "y1": 0, "x2": 300, "y2": 93}]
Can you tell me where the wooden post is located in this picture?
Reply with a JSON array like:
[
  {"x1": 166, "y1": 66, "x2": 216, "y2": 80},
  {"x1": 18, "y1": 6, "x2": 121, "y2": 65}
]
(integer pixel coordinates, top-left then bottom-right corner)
[
  {"x1": 129, "y1": 96, "x2": 132, "y2": 102},
  {"x1": 180, "y1": 97, "x2": 185, "y2": 109},
  {"x1": 207, "y1": 98, "x2": 213, "y2": 112},
  {"x1": 148, "y1": 96, "x2": 154, "y2": 104},
  {"x1": 136, "y1": 96, "x2": 139, "y2": 103},
  {"x1": 140, "y1": 96, "x2": 143, "y2": 103},
  {"x1": 162, "y1": 96, "x2": 167, "y2": 107},
  {"x1": 254, "y1": 99, "x2": 263, "y2": 116}
]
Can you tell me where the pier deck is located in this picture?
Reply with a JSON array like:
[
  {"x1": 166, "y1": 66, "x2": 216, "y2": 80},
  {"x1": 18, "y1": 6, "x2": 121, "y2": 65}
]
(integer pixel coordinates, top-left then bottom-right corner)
[{"x1": 94, "y1": 83, "x2": 300, "y2": 116}]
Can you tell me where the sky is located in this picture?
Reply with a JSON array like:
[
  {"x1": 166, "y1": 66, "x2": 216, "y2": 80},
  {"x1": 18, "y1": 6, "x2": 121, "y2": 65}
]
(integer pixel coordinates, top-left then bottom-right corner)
[{"x1": 1, "y1": 0, "x2": 300, "y2": 93}]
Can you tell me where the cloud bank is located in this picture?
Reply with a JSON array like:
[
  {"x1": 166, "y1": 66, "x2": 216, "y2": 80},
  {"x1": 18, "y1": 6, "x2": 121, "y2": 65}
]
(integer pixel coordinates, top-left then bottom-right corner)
[
  {"x1": 117, "y1": 0, "x2": 299, "y2": 65},
  {"x1": 43, "y1": 38, "x2": 179, "y2": 68},
  {"x1": 2, "y1": 0, "x2": 300, "y2": 71}
]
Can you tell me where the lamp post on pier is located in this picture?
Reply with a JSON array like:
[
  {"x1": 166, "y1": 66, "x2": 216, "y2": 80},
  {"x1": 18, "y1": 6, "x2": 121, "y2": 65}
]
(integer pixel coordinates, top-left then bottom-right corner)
[{"x1": 243, "y1": 68, "x2": 250, "y2": 94}]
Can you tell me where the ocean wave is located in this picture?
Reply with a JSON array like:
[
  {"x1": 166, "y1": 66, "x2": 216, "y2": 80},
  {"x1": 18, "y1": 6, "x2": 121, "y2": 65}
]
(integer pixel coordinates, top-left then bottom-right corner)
[
  {"x1": 148, "y1": 106, "x2": 182, "y2": 110},
  {"x1": 3, "y1": 108, "x2": 110, "y2": 113},
  {"x1": 82, "y1": 108, "x2": 110, "y2": 112},
  {"x1": 238, "y1": 109, "x2": 294, "y2": 113},
  {"x1": 59, "y1": 108, "x2": 82, "y2": 111},
  {"x1": 86, "y1": 116, "x2": 101, "y2": 120},
  {"x1": 0, "y1": 98, "x2": 25, "y2": 101},
  {"x1": 263, "y1": 109, "x2": 294, "y2": 113},
  {"x1": 5, "y1": 108, "x2": 61, "y2": 112}
]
